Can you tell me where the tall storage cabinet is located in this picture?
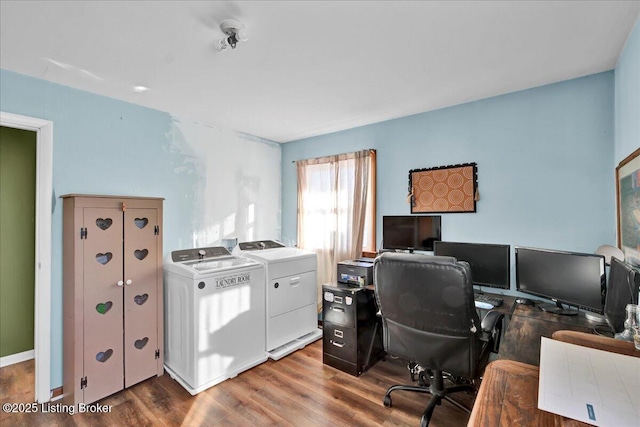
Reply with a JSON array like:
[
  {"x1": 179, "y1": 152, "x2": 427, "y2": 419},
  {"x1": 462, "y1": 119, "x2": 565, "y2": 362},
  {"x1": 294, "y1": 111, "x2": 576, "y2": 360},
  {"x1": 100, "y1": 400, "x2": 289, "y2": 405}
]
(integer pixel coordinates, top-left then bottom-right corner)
[{"x1": 62, "y1": 195, "x2": 164, "y2": 406}]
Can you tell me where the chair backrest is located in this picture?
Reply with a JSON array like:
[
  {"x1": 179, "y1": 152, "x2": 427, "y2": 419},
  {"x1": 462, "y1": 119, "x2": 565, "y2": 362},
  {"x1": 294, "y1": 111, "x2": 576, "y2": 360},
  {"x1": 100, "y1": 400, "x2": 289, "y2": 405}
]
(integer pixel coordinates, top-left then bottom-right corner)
[
  {"x1": 605, "y1": 257, "x2": 640, "y2": 333},
  {"x1": 374, "y1": 252, "x2": 482, "y2": 378}
]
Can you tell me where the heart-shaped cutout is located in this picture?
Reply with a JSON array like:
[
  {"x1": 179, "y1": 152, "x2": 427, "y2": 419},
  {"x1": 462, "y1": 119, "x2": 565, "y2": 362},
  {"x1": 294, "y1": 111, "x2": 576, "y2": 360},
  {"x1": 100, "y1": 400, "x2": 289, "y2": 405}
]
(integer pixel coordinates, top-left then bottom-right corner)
[
  {"x1": 134, "y1": 218, "x2": 148, "y2": 229},
  {"x1": 134, "y1": 249, "x2": 149, "y2": 260},
  {"x1": 96, "y1": 301, "x2": 113, "y2": 314},
  {"x1": 96, "y1": 218, "x2": 113, "y2": 230},
  {"x1": 134, "y1": 294, "x2": 148, "y2": 305},
  {"x1": 96, "y1": 349, "x2": 113, "y2": 363},
  {"x1": 134, "y1": 337, "x2": 149, "y2": 350},
  {"x1": 96, "y1": 252, "x2": 113, "y2": 265}
]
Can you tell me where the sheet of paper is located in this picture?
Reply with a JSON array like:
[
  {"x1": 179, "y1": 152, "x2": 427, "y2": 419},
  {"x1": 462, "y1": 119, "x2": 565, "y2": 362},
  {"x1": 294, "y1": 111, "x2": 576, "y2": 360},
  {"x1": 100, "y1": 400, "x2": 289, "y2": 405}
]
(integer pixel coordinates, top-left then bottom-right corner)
[{"x1": 538, "y1": 337, "x2": 640, "y2": 426}]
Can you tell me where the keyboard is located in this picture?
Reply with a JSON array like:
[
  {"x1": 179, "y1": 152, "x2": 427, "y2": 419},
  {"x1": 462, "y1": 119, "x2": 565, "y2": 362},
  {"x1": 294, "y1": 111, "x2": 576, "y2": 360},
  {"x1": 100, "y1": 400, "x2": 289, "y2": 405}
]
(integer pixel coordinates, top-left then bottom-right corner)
[{"x1": 474, "y1": 293, "x2": 503, "y2": 307}]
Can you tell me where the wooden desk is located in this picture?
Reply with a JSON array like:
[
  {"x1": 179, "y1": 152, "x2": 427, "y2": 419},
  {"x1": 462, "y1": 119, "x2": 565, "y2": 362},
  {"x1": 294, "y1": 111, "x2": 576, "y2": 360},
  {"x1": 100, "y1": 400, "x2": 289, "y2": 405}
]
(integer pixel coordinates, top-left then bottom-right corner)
[
  {"x1": 468, "y1": 331, "x2": 638, "y2": 426},
  {"x1": 551, "y1": 330, "x2": 639, "y2": 357},
  {"x1": 498, "y1": 303, "x2": 599, "y2": 365},
  {"x1": 468, "y1": 359, "x2": 592, "y2": 426}
]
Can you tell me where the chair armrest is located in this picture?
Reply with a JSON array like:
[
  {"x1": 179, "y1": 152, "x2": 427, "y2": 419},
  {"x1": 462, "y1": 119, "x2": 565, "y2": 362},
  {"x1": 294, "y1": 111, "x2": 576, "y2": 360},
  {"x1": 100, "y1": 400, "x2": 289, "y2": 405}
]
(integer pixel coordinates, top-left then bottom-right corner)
[
  {"x1": 480, "y1": 310, "x2": 505, "y2": 354},
  {"x1": 481, "y1": 310, "x2": 504, "y2": 333}
]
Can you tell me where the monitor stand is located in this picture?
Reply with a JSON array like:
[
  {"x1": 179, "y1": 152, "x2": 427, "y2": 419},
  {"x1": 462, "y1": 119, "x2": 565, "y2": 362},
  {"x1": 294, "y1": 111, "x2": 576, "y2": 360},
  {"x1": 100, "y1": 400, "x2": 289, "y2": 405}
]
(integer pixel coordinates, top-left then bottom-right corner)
[{"x1": 539, "y1": 301, "x2": 578, "y2": 316}]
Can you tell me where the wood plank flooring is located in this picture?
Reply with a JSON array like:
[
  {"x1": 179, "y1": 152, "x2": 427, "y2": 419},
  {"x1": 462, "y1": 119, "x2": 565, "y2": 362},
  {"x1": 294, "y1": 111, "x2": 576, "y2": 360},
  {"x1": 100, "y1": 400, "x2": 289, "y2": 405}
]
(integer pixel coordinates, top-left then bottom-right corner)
[{"x1": 0, "y1": 341, "x2": 474, "y2": 426}]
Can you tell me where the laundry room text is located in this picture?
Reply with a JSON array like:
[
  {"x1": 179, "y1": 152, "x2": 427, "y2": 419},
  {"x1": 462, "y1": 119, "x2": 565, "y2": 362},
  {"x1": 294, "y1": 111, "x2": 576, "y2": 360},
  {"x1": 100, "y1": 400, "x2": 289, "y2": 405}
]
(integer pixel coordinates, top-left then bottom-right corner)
[{"x1": 215, "y1": 273, "x2": 251, "y2": 289}]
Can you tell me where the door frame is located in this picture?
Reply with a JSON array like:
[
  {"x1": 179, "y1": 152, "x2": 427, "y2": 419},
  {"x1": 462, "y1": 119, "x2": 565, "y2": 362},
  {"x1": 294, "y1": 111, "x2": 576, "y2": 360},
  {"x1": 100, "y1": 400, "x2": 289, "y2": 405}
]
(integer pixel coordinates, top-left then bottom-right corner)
[{"x1": 0, "y1": 112, "x2": 52, "y2": 403}]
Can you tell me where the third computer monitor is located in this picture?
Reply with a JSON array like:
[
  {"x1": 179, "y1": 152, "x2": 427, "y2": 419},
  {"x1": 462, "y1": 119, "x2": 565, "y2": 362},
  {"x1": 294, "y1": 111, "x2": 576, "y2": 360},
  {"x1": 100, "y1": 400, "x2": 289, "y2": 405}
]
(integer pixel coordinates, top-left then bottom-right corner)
[{"x1": 515, "y1": 246, "x2": 606, "y2": 315}]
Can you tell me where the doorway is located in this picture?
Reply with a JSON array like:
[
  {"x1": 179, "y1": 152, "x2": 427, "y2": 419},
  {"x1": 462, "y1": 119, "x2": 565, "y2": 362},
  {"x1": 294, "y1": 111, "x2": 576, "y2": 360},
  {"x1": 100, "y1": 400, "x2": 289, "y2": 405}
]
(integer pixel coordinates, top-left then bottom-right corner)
[
  {"x1": 1, "y1": 126, "x2": 36, "y2": 362},
  {"x1": 0, "y1": 112, "x2": 52, "y2": 403}
]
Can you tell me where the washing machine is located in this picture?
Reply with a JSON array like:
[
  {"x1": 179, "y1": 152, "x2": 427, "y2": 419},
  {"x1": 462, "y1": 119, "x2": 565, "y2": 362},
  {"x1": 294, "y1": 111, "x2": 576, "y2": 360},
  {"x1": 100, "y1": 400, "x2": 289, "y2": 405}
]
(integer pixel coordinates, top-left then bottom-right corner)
[
  {"x1": 234, "y1": 240, "x2": 322, "y2": 360},
  {"x1": 163, "y1": 246, "x2": 267, "y2": 395}
]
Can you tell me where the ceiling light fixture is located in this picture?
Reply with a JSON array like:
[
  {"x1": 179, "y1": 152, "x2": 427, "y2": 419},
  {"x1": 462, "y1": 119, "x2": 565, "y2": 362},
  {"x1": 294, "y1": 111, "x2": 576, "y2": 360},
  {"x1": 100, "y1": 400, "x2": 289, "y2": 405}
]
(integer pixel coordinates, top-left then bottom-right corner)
[
  {"x1": 133, "y1": 85, "x2": 149, "y2": 93},
  {"x1": 216, "y1": 19, "x2": 248, "y2": 52}
]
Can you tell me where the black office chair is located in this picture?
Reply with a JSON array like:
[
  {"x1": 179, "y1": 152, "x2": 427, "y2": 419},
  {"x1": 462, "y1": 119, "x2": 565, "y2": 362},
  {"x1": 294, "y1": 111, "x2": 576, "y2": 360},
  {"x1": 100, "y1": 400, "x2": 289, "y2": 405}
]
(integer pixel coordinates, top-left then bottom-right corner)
[{"x1": 373, "y1": 252, "x2": 504, "y2": 427}]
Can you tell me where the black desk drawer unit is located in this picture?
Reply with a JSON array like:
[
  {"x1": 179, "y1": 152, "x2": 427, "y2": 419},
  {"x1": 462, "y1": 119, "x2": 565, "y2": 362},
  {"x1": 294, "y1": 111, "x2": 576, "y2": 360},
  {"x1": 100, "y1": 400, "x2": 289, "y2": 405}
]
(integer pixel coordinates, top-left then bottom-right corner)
[{"x1": 322, "y1": 284, "x2": 384, "y2": 376}]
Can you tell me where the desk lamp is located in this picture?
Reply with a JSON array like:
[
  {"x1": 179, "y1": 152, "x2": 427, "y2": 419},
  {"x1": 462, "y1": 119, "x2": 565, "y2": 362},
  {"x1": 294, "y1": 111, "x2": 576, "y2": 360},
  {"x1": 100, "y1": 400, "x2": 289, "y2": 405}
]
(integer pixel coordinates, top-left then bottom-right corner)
[{"x1": 595, "y1": 244, "x2": 625, "y2": 265}]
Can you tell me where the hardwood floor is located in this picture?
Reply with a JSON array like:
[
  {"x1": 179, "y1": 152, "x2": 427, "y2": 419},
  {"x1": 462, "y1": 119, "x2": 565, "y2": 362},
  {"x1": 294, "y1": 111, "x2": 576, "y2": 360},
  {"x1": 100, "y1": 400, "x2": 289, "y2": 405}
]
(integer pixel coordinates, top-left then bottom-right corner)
[{"x1": 0, "y1": 341, "x2": 474, "y2": 426}]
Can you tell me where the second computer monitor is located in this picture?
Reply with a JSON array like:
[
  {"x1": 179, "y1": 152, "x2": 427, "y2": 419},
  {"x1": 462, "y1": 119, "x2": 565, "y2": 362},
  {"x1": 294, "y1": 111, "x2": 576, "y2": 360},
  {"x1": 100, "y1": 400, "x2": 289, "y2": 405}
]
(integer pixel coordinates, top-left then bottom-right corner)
[{"x1": 434, "y1": 241, "x2": 510, "y2": 290}]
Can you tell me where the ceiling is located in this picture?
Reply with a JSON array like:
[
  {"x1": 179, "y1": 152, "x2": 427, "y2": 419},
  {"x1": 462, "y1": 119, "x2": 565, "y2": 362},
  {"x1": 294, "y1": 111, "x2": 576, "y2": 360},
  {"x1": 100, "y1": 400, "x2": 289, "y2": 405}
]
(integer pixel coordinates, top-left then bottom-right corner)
[{"x1": 1, "y1": 1, "x2": 639, "y2": 143}]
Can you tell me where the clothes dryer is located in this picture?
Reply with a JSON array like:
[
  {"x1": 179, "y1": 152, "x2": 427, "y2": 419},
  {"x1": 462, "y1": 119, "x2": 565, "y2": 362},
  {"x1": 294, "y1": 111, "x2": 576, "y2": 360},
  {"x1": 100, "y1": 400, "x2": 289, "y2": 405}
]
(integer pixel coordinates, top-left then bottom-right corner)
[
  {"x1": 163, "y1": 246, "x2": 266, "y2": 395},
  {"x1": 235, "y1": 240, "x2": 322, "y2": 360}
]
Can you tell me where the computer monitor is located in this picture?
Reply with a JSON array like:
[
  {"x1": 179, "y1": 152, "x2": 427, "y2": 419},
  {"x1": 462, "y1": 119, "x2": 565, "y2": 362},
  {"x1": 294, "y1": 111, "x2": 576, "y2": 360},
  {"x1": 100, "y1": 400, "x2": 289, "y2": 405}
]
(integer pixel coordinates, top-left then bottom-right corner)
[
  {"x1": 515, "y1": 246, "x2": 606, "y2": 316},
  {"x1": 382, "y1": 215, "x2": 441, "y2": 252},
  {"x1": 433, "y1": 241, "x2": 510, "y2": 290},
  {"x1": 603, "y1": 257, "x2": 640, "y2": 333}
]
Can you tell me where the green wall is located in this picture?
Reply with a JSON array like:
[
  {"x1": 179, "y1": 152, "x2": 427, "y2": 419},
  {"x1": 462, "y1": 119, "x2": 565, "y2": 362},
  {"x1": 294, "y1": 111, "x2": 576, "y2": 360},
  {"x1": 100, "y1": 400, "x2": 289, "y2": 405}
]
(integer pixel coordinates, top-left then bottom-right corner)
[{"x1": 0, "y1": 126, "x2": 36, "y2": 358}]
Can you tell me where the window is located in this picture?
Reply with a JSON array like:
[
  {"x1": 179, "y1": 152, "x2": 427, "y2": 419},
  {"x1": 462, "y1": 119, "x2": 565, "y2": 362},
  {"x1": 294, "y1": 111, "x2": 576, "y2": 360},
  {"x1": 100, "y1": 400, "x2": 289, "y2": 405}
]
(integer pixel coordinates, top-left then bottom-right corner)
[{"x1": 296, "y1": 149, "x2": 376, "y2": 309}]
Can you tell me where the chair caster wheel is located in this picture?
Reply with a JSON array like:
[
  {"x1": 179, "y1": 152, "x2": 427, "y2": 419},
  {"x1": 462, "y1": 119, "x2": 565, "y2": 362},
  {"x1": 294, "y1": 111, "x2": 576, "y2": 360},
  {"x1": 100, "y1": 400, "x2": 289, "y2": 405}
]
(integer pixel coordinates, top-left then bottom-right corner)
[{"x1": 383, "y1": 395, "x2": 392, "y2": 407}]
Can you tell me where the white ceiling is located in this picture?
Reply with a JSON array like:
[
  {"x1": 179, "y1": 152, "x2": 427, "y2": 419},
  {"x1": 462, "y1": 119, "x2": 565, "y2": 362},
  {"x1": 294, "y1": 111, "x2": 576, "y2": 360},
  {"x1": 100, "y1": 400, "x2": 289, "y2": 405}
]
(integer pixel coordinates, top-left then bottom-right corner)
[{"x1": 1, "y1": 1, "x2": 639, "y2": 143}]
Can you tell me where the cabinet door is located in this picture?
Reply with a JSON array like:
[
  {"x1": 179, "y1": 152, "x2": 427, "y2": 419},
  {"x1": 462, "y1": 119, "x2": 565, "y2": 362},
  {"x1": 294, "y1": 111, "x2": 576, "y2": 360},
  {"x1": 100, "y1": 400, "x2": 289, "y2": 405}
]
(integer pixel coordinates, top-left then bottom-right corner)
[
  {"x1": 123, "y1": 207, "x2": 160, "y2": 387},
  {"x1": 82, "y1": 208, "x2": 124, "y2": 404}
]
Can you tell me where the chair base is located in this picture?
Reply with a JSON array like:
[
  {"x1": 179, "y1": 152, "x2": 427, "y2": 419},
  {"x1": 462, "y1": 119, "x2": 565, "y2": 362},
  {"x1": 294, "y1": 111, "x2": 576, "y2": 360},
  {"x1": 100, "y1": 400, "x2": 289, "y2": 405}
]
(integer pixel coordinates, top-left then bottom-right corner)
[{"x1": 382, "y1": 370, "x2": 476, "y2": 427}]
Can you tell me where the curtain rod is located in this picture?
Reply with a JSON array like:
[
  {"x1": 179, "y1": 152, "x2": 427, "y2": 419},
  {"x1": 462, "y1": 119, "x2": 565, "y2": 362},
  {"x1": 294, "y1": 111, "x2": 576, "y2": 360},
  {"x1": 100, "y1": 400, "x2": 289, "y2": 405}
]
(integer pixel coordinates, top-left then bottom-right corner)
[{"x1": 291, "y1": 148, "x2": 376, "y2": 163}]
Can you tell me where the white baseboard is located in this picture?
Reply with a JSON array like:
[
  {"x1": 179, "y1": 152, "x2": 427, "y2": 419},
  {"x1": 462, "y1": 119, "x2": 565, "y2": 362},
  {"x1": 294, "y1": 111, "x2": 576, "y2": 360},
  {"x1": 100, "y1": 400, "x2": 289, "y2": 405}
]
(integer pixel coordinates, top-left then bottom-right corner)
[{"x1": 0, "y1": 349, "x2": 35, "y2": 368}]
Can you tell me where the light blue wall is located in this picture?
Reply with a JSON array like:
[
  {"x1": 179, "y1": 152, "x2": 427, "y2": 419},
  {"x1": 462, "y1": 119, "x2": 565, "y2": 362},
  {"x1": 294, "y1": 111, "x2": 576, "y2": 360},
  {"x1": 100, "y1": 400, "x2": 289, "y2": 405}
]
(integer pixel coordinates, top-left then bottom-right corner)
[
  {"x1": 1, "y1": 29, "x2": 631, "y2": 388},
  {"x1": 615, "y1": 18, "x2": 640, "y2": 164},
  {"x1": 282, "y1": 72, "x2": 615, "y2": 293},
  {"x1": 0, "y1": 69, "x2": 281, "y2": 389}
]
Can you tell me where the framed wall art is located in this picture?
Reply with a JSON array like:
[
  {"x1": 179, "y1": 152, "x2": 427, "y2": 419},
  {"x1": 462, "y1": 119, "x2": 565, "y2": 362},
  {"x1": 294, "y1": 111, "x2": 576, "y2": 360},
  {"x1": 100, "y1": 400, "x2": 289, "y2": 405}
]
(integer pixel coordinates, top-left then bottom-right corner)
[
  {"x1": 616, "y1": 147, "x2": 640, "y2": 266},
  {"x1": 409, "y1": 163, "x2": 478, "y2": 213}
]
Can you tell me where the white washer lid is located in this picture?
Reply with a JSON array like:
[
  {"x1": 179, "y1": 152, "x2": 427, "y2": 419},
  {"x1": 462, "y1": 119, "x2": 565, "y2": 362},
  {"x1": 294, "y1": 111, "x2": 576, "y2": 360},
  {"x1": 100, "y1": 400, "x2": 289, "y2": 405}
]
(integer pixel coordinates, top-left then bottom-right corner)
[
  {"x1": 164, "y1": 255, "x2": 261, "y2": 278},
  {"x1": 187, "y1": 257, "x2": 257, "y2": 273}
]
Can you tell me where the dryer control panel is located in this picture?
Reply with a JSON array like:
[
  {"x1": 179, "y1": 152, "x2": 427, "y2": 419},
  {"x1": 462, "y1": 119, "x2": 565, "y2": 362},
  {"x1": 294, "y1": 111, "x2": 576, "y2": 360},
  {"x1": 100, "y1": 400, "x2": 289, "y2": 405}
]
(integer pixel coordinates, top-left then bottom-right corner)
[{"x1": 238, "y1": 240, "x2": 286, "y2": 251}]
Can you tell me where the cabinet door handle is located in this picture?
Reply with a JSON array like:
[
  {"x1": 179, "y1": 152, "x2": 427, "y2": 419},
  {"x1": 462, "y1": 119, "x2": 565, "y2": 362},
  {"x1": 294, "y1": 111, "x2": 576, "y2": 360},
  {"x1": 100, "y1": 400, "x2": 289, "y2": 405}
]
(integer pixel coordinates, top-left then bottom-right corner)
[
  {"x1": 125, "y1": 279, "x2": 133, "y2": 286},
  {"x1": 334, "y1": 330, "x2": 343, "y2": 338},
  {"x1": 117, "y1": 280, "x2": 124, "y2": 287},
  {"x1": 330, "y1": 306, "x2": 344, "y2": 312},
  {"x1": 289, "y1": 276, "x2": 301, "y2": 287},
  {"x1": 331, "y1": 341, "x2": 345, "y2": 348}
]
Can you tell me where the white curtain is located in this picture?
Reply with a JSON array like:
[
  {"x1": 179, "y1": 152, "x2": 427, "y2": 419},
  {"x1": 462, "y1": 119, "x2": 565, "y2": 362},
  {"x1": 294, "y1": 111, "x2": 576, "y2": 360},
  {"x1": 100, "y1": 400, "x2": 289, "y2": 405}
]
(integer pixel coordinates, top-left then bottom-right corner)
[{"x1": 296, "y1": 150, "x2": 372, "y2": 311}]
